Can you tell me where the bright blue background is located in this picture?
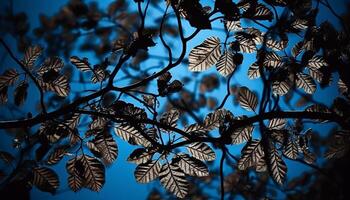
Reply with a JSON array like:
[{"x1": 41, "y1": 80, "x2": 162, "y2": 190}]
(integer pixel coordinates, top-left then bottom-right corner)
[{"x1": 0, "y1": 0, "x2": 349, "y2": 199}]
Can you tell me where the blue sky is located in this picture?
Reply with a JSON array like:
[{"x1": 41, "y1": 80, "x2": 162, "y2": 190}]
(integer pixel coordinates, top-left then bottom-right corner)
[{"x1": 0, "y1": 0, "x2": 349, "y2": 199}]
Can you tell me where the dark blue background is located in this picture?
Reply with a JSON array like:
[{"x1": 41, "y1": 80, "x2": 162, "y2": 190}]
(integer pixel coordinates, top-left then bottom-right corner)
[{"x1": 0, "y1": 0, "x2": 349, "y2": 199}]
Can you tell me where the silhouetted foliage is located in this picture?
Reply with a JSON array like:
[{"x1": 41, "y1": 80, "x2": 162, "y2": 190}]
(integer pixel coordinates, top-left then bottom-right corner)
[{"x1": 0, "y1": 0, "x2": 350, "y2": 199}]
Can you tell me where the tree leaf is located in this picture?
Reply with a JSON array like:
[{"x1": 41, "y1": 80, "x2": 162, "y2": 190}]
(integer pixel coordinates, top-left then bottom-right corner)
[
  {"x1": 291, "y1": 19, "x2": 308, "y2": 30},
  {"x1": 159, "y1": 162, "x2": 189, "y2": 198},
  {"x1": 188, "y1": 37, "x2": 221, "y2": 72},
  {"x1": 308, "y1": 66, "x2": 323, "y2": 83},
  {"x1": 216, "y1": 51, "x2": 236, "y2": 76},
  {"x1": 268, "y1": 118, "x2": 286, "y2": 130},
  {"x1": 37, "y1": 57, "x2": 64, "y2": 76},
  {"x1": 134, "y1": 159, "x2": 161, "y2": 183},
  {"x1": 187, "y1": 142, "x2": 216, "y2": 161},
  {"x1": 93, "y1": 132, "x2": 118, "y2": 165},
  {"x1": 70, "y1": 56, "x2": 92, "y2": 72},
  {"x1": 226, "y1": 20, "x2": 242, "y2": 31},
  {"x1": 307, "y1": 55, "x2": 328, "y2": 69},
  {"x1": 246, "y1": 28, "x2": 263, "y2": 45},
  {"x1": 66, "y1": 157, "x2": 84, "y2": 192},
  {"x1": 0, "y1": 69, "x2": 19, "y2": 90},
  {"x1": 296, "y1": 73, "x2": 316, "y2": 94},
  {"x1": 39, "y1": 75, "x2": 70, "y2": 97},
  {"x1": 231, "y1": 125, "x2": 253, "y2": 144},
  {"x1": 269, "y1": 147, "x2": 287, "y2": 185},
  {"x1": 338, "y1": 79, "x2": 348, "y2": 94},
  {"x1": 252, "y1": 4, "x2": 273, "y2": 21},
  {"x1": 127, "y1": 148, "x2": 156, "y2": 164},
  {"x1": 47, "y1": 146, "x2": 67, "y2": 165},
  {"x1": 237, "y1": 86, "x2": 258, "y2": 112},
  {"x1": 184, "y1": 123, "x2": 208, "y2": 136},
  {"x1": 264, "y1": 51, "x2": 284, "y2": 68},
  {"x1": 22, "y1": 45, "x2": 43, "y2": 68},
  {"x1": 114, "y1": 123, "x2": 151, "y2": 147},
  {"x1": 173, "y1": 153, "x2": 209, "y2": 177},
  {"x1": 91, "y1": 67, "x2": 108, "y2": 83},
  {"x1": 203, "y1": 109, "x2": 227, "y2": 131},
  {"x1": 272, "y1": 79, "x2": 291, "y2": 96},
  {"x1": 236, "y1": 35, "x2": 257, "y2": 53},
  {"x1": 79, "y1": 155, "x2": 105, "y2": 192},
  {"x1": 291, "y1": 41, "x2": 304, "y2": 58},
  {"x1": 32, "y1": 167, "x2": 59, "y2": 193},
  {"x1": 160, "y1": 109, "x2": 180, "y2": 131},
  {"x1": 238, "y1": 139, "x2": 264, "y2": 170},
  {"x1": 248, "y1": 62, "x2": 260, "y2": 79},
  {"x1": 266, "y1": 39, "x2": 287, "y2": 51},
  {"x1": 283, "y1": 139, "x2": 299, "y2": 160}
]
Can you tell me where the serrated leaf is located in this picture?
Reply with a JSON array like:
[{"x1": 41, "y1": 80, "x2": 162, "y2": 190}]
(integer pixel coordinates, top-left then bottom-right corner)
[
  {"x1": 272, "y1": 79, "x2": 291, "y2": 96},
  {"x1": 127, "y1": 148, "x2": 156, "y2": 164},
  {"x1": 187, "y1": 142, "x2": 216, "y2": 161},
  {"x1": 291, "y1": 19, "x2": 308, "y2": 30},
  {"x1": 238, "y1": 86, "x2": 258, "y2": 112},
  {"x1": 203, "y1": 109, "x2": 227, "y2": 131},
  {"x1": 238, "y1": 140, "x2": 264, "y2": 170},
  {"x1": 32, "y1": 167, "x2": 59, "y2": 193},
  {"x1": 93, "y1": 132, "x2": 118, "y2": 165},
  {"x1": 255, "y1": 157, "x2": 268, "y2": 172},
  {"x1": 22, "y1": 45, "x2": 43, "y2": 68},
  {"x1": 308, "y1": 66, "x2": 323, "y2": 83},
  {"x1": 291, "y1": 41, "x2": 304, "y2": 58},
  {"x1": 114, "y1": 124, "x2": 151, "y2": 147},
  {"x1": 66, "y1": 157, "x2": 84, "y2": 192},
  {"x1": 230, "y1": 125, "x2": 253, "y2": 144},
  {"x1": 47, "y1": 146, "x2": 67, "y2": 165},
  {"x1": 173, "y1": 153, "x2": 209, "y2": 177},
  {"x1": 264, "y1": 51, "x2": 284, "y2": 68},
  {"x1": 39, "y1": 75, "x2": 70, "y2": 97},
  {"x1": 283, "y1": 139, "x2": 299, "y2": 160},
  {"x1": 79, "y1": 155, "x2": 105, "y2": 192},
  {"x1": 253, "y1": 4, "x2": 273, "y2": 20},
  {"x1": 64, "y1": 113, "x2": 80, "y2": 130},
  {"x1": 296, "y1": 73, "x2": 316, "y2": 94},
  {"x1": 189, "y1": 37, "x2": 221, "y2": 72},
  {"x1": 236, "y1": 35, "x2": 257, "y2": 53},
  {"x1": 216, "y1": 51, "x2": 236, "y2": 76},
  {"x1": 134, "y1": 160, "x2": 161, "y2": 183},
  {"x1": 269, "y1": 147, "x2": 287, "y2": 185},
  {"x1": 0, "y1": 69, "x2": 19, "y2": 90},
  {"x1": 184, "y1": 123, "x2": 207, "y2": 136},
  {"x1": 70, "y1": 56, "x2": 92, "y2": 72},
  {"x1": 91, "y1": 67, "x2": 108, "y2": 83},
  {"x1": 305, "y1": 104, "x2": 330, "y2": 113},
  {"x1": 338, "y1": 79, "x2": 348, "y2": 94},
  {"x1": 246, "y1": 28, "x2": 263, "y2": 45},
  {"x1": 159, "y1": 162, "x2": 189, "y2": 198},
  {"x1": 226, "y1": 20, "x2": 242, "y2": 31},
  {"x1": 247, "y1": 62, "x2": 260, "y2": 79},
  {"x1": 266, "y1": 39, "x2": 287, "y2": 51},
  {"x1": 160, "y1": 109, "x2": 180, "y2": 131},
  {"x1": 307, "y1": 55, "x2": 327, "y2": 69},
  {"x1": 268, "y1": 118, "x2": 286, "y2": 130},
  {"x1": 37, "y1": 57, "x2": 64, "y2": 76},
  {"x1": 303, "y1": 150, "x2": 316, "y2": 164}
]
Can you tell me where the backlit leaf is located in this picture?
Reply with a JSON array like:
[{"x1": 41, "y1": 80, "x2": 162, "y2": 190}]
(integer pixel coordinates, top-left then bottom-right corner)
[
  {"x1": 189, "y1": 37, "x2": 221, "y2": 72},
  {"x1": 237, "y1": 86, "x2": 258, "y2": 112},
  {"x1": 159, "y1": 162, "x2": 188, "y2": 198}
]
